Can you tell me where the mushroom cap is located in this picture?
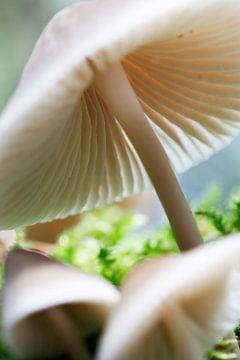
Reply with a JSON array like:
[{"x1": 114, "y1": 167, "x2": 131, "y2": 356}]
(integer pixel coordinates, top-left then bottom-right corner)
[
  {"x1": 1, "y1": 0, "x2": 240, "y2": 228},
  {"x1": 2, "y1": 249, "x2": 119, "y2": 358},
  {"x1": 26, "y1": 215, "x2": 80, "y2": 243},
  {"x1": 97, "y1": 234, "x2": 240, "y2": 360}
]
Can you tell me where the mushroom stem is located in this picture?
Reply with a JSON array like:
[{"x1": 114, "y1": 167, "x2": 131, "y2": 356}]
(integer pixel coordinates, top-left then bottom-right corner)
[
  {"x1": 48, "y1": 306, "x2": 90, "y2": 360},
  {"x1": 94, "y1": 62, "x2": 202, "y2": 251}
]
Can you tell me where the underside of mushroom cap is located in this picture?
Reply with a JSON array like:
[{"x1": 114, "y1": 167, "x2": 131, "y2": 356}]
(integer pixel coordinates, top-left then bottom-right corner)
[
  {"x1": 2, "y1": 249, "x2": 119, "y2": 358},
  {"x1": 1, "y1": 0, "x2": 240, "y2": 228},
  {"x1": 97, "y1": 233, "x2": 240, "y2": 360}
]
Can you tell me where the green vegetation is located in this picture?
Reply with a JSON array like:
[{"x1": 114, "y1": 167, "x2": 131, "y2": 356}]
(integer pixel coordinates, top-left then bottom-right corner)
[
  {"x1": 53, "y1": 206, "x2": 178, "y2": 286},
  {"x1": 1, "y1": 186, "x2": 240, "y2": 359},
  {"x1": 207, "y1": 338, "x2": 240, "y2": 360}
]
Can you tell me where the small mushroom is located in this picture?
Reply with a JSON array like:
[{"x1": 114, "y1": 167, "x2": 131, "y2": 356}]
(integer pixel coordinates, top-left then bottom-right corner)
[
  {"x1": 26, "y1": 215, "x2": 80, "y2": 244},
  {"x1": 1, "y1": 1, "x2": 240, "y2": 250},
  {"x1": 2, "y1": 249, "x2": 120, "y2": 359},
  {"x1": 97, "y1": 233, "x2": 240, "y2": 360}
]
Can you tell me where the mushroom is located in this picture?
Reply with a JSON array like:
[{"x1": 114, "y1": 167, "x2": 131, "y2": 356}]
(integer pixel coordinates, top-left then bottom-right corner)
[
  {"x1": 1, "y1": 249, "x2": 120, "y2": 359},
  {"x1": 97, "y1": 233, "x2": 240, "y2": 360},
  {"x1": 26, "y1": 215, "x2": 80, "y2": 243},
  {"x1": 1, "y1": 1, "x2": 240, "y2": 250}
]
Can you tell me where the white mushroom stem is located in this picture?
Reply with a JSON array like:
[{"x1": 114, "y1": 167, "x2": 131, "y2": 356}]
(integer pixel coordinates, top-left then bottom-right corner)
[
  {"x1": 94, "y1": 62, "x2": 202, "y2": 251},
  {"x1": 47, "y1": 307, "x2": 90, "y2": 360}
]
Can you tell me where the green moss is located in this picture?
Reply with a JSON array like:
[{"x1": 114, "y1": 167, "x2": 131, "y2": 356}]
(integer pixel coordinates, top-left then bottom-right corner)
[{"x1": 207, "y1": 338, "x2": 239, "y2": 359}]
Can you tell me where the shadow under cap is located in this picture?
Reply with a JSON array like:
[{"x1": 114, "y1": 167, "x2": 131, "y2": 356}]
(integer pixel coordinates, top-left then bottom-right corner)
[
  {"x1": 97, "y1": 233, "x2": 240, "y2": 360},
  {"x1": 2, "y1": 249, "x2": 119, "y2": 359}
]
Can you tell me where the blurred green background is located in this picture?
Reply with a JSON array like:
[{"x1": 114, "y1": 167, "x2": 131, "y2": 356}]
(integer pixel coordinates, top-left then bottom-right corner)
[
  {"x1": 0, "y1": 0, "x2": 240, "y2": 207},
  {"x1": 0, "y1": 0, "x2": 78, "y2": 110}
]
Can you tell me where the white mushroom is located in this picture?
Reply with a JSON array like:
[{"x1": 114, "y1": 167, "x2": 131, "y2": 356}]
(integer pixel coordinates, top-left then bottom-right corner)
[
  {"x1": 97, "y1": 233, "x2": 240, "y2": 360},
  {"x1": 2, "y1": 249, "x2": 120, "y2": 359},
  {"x1": 26, "y1": 215, "x2": 80, "y2": 244},
  {"x1": 1, "y1": 1, "x2": 240, "y2": 250}
]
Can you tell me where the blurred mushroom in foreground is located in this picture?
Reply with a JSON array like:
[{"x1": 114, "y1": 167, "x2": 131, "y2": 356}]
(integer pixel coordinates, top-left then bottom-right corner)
[
  {"x1": 97, "y1": 234, "x2": 240, "y2": 360},
  {"x1": 1, "y1": 1, "x2": 240, "y2": 251},
  {"x1": 2, "y1": 249, "x2": 119, "y2": 359}
]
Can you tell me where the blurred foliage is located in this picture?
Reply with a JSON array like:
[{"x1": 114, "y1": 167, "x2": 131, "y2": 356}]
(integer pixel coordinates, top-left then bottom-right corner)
[
  {"x1": 53, "y1": 206, "x2": 178, "y2": 286},
  {"x1": 2, "y1": 185, "x2": 240, "y2": 359},
  {"x1": 0, "y1": 339, "x2": 20, "y2": 360},
  {"x1": 207, "y1": 337, "x2": 240, "y2": 360},
  {"x1": 50, "y1": 184, "x2": 240, "y2": 287},
  {"x1": 0, "y1": 0, "x2": 77, "y2": 111},
  {"x1": 196, "y1": 185, "x2": 240, "y2": 237}
]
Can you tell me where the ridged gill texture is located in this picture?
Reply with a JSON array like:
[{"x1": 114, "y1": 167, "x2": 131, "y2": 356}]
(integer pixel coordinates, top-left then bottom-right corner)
[{"x1": 0, "y1": 0, "x2": 240, "y2": 228}]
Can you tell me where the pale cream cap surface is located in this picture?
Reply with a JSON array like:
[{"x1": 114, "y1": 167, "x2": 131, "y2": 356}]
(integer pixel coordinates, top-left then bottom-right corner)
[
  {"x1": 2, "y1": 249, "x2": 119, "y2": 358},
  {"x1": 97, "y1": 233, "x2": 240, "y2": 360}
]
